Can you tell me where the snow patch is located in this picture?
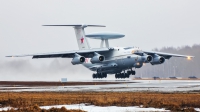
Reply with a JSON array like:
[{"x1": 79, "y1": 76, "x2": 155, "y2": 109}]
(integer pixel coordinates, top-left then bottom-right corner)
[{"x1": 40, "y1": 103, "x2": 169, "y2": 112}]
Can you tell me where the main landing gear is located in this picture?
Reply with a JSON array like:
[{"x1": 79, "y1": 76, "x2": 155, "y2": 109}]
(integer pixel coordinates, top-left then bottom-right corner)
[
  {"x1": 115, "y1": 73, "x2": 129, "y2": 78},
  {"x1": 115, "y1": 70, "x2": 135, "y2": 79},
  {"x1": 92, "y1": 70, "x2": 136, "y2": 79},
  {"x1": 127, "y1": 70, "x2": 136, "y2": 75},
  {"x1": 93, "y1": 73, "x2": 107, "y2": 79}
]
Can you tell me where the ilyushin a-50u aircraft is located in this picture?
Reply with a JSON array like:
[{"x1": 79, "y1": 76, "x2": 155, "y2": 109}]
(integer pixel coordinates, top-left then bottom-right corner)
[{"x1": 7, "y1": 24, "x2": 194, "y2": 79}]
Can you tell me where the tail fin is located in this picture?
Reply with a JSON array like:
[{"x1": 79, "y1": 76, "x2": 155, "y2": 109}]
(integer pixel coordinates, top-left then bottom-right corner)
[
  {"x1": 73, "y1": 26, "x2": 90, "y2": 50},
  {"x1": 43, "y1": 24, "x2": 105, "y2": 50}
]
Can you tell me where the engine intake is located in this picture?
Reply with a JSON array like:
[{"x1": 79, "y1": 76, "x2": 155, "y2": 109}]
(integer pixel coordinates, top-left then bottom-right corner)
[
  {"x1": 151, "y1": 56, "x2": 165, "y2": 65},
  {"x1": 71, "y1": 53, "x2": 85, "y2": 65},
  {"x1": 142, "y1": 55, "x2": 153, "y2": 62},
  {"x1": 90, "y1": 52, "x2": 105, "y2": 64}
]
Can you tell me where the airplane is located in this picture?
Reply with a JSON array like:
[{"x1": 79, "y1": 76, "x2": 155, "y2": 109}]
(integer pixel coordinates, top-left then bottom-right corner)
[{"x1": 6, "y1": 24, "x2": 194, "y2": 79}]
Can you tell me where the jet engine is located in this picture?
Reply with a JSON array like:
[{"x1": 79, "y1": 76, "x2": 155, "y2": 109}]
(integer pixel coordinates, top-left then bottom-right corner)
[
  {"x1": 71, "y1": 53, "x2": 85, "y2": 65},
  {"x1": 90, "y1": 52, "x2": 105, "y2": 64},
  {"x1": 142, "y1": 55, "x2": 153, "y2": 62},
  {"x1": 151, "y1": 56, "x2": 165, "y2": 65}
]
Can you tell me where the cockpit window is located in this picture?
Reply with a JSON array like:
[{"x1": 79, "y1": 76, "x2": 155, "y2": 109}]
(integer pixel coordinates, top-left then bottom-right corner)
[{"x1": 124, "y1": 47, "x2": 133, "y2": 50}]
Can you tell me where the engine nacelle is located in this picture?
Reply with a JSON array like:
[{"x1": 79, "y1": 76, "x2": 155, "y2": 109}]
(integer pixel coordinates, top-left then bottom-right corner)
[
  {"x1": 142, "y1": 55, "x2": 153, "y2": 62},
  {"x1": 90, "y1": 52, "x2": 105, "y2": 64},
  {"x1": 71, "y1": 54, "x2": 85, "y2": 65},
  {"x1": 151, "y1": 56, "x2": 165, "y2": 65},
  {"x1": 91, "y1": 55, "x2": 105, "y2": 64}
]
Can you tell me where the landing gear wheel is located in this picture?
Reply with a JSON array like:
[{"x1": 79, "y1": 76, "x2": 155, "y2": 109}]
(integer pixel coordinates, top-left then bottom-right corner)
[
  {"x1": 115, "y1": 73, "x2": 130, "y2": 79},
  {"x1": 104, "y1": 73, "x2": 107, "y2": 78},
  {"x1": 132, "y1": 71, "x2": 136, "y2": 75},
  {"x1": 121, "y1": 73, "x2": 125, "y2": 79},
  {"x1": 125, "y1": 73, "x2": 129, "y2": 78},
  {"x1": 97, "y1": 73, "x2": 102, "y2": 79},
  {"x1": 93, "y1": 72, "x2": 108, "y2": 79},
  {"x1": 93, "y1": 73, "x2": 98, "y2": 79},
  {"x1": 130, "y1": 71, "x2": 135, "y2": 75},
  {"x1": 115, "y1": 73, "x2": 120, "y2": 79},
  {"x1": 102, "y1": 73, "x2": 107, "y2": 78},
  {"x1": 92, "y1": 74, "x2": 95, "y2": 78}
]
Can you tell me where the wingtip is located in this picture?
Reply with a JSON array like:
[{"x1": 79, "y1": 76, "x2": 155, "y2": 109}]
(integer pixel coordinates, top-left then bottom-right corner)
[
  {"x1": 187, "y1": 56, "x2": 194, "y2": 60},
  {"x1": 188, "y1": 56, "x2": 195, "y2": 58},
  {"x1": 5, "y1": 56, "x2": 12, "y2": 57}
]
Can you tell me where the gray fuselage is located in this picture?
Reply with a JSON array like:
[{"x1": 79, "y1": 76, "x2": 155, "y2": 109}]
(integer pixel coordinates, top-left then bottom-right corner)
[{"x1": 83, "y1": 47, "x2": 144, "y2": 74}]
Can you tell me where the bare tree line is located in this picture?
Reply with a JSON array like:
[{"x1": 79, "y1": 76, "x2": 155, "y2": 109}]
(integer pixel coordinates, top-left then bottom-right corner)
[
  {"x1": 0, "y1": 44, "x2": 199, "y2": 80},
  {"x1": 136, "y1": 44, "x2": 200, "y2": 78}
]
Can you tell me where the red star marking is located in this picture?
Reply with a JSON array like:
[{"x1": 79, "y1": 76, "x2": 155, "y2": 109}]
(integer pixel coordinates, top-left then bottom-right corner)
[
  {"x1": 81, "y1": 37, "x2": 84, "y2": 43},
  {"x1": 85, "y1": 58, "x2": 88, "y2": 63}
]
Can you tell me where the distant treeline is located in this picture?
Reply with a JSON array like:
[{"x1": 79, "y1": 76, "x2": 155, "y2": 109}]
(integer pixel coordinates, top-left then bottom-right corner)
[{"x1": 136, "y1": 44, "x2": 200, "y2": 78}]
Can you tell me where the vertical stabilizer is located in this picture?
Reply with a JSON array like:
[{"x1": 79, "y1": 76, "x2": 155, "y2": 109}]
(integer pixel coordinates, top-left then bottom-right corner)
[{"x1": 74, "y1": 26, "x2": 90, "y2": 50}]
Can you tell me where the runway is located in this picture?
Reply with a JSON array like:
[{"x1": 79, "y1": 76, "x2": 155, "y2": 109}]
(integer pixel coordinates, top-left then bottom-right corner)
[{"x1": 0, "y1": 80, "x2": 200, "y2": 92}]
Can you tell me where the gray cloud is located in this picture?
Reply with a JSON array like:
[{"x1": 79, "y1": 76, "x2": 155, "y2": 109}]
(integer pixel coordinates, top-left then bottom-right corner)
[{"x1": 0, "y1": 0, "x2": 200, "y2": 80}]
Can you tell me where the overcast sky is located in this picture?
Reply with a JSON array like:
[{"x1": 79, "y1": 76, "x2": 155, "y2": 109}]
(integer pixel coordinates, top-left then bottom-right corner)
[{"x1": 0, "y1": 0, "x2": 200, "y2": 81}]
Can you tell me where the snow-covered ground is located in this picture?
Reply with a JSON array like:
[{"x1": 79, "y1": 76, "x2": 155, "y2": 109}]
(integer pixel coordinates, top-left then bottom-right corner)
[
  {"x1": 0, "y1": 107, "x2": 12, "y2": 111},
  {"x1": 40, "y1": 104, "x2": 169, "y2": 112},
  {"x1": 0, "y1": 104, "x2": 169, "y2": 112},
  {"x1": 1, "y1": 104, "x2": 200, "y2": 112}
]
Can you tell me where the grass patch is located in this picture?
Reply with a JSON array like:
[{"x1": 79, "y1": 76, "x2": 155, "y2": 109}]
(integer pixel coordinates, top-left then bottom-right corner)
[{"x1": 0, "y1": 92, "x2": 199, "y2": 111}]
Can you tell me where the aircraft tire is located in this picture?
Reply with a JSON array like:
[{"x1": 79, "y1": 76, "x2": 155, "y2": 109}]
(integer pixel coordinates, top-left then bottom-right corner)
[
  {"x1": 104, "y1": 73, "x2": 107, "y2": 78},
  {"x1": 119, "y1": 73, "x2": 122, "y2": 78},
  {"x1": 116, "y1": 73, "x2": 118, "y2": 79},
  {"x1": 131, "y1": 71, "x2": 136, "y2": 75},
  {"x1": 125, "y1": 73, "x2": 129, "y2": 78},
  {"x1": 115, "y1": 73, "x2": 119, "y2": 79},
  {"x1": 93, "y1": 73, "x2": 97, "y2": 79},
  {"x1": 133, "y1": 71, "x2": 136, "y2": 75},
  {"x1": 102, "y1": 73, "x2": 107, "y2": 78},
  {"x1": 121, "y1": 73, "x2": 125, "y2": 79},
  {"x1": 92, "y1": 74, "x2": 95, "y2": 79},
  {"x1": 99, "y1": 74, "x2": 103, "y2": 78},
  {"x1": 97, "y1": 73, "x2": 100, "y2": 78}
]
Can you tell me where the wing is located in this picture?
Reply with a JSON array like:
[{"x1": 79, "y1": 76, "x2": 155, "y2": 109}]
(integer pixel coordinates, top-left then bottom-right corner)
[
  {"x1": 143, "y1": 50, "x2": 194, "y2": 59},
  {"x1": 6, "y1": 48, "x2": 113, "y2": 59}
]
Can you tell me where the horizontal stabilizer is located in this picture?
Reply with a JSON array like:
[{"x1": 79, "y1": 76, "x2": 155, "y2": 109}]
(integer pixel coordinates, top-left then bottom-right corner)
[{"x1": 43, "y1": 24, "x2": 106, "y2": 28}]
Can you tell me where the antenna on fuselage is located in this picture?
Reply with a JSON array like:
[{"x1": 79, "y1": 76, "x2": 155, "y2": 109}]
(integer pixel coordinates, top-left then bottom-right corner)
[{"x1": 85, "y1": 32, "x2": 125, "y2": 48}]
